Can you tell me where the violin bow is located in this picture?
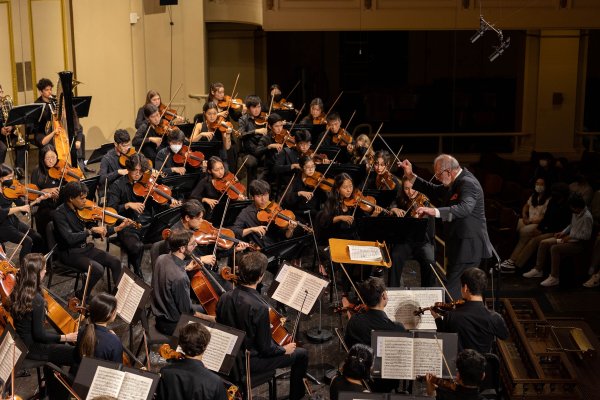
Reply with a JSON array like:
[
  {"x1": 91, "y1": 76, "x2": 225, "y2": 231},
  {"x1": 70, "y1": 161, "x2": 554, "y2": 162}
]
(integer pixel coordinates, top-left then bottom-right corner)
[
  {"x1": 143, "y1": 331, "x2": 151, "y2": 371},
  {"x1": 322, "y1": 91, "x2": 343, "y2": 122},
  {"x1": 7, "y1": 228, "x2": 30, "y2": 264},
  {"x1": 350, "y1": 164, "x2": 373, "y2": 219},
  {"x1": 434, "y1": 333, "x2": 455, "y2": 381},
  {"x1": 265, "y1": 174, "x2": 295, "y2": 231},
  {"x1": 291, "y1": 290, "x2": 308, "y2": 342},
  {"x1": 136, "y1": 83, "x2": 183, "y2": 154},
  {"x1": 358, "y1": 122, "x2": 384, "y2": 165},
  {"x1": 226, "y1": 73, "x2": 240, "y2": 114},
  {"x1": 212, "y1": 195, "x2": 231, "y2": 258},
  {"x1": 24, "y1": 149, "x2": 32, "y2": 225},
  {"x1": 215, "y1": 156, "x2": 248, "y2": 204},
  {"x1": 76, "y1": 264, "x2": 93, "y2": 331},
  {"x1": 428, "y1": 263, "x2": 455, "y2": 303},
  {"x1": 53, "y1": 371, "x2": 82, "y2": 400},
  {"x1": 267, "y1": 92, "x2": 275, "y2": 116},
  {"x1": 284, "y1": 80, "x2": 301, "y2": 103},
  {"x1": 376, "y1": 131, "x2": 405, "y2": 166},
  {"x1": 141, "y1": 154, "x2": 170, "y2": 208},
  {"x1": 100, "y1": 178, "x2": 108, "y2": 241}
]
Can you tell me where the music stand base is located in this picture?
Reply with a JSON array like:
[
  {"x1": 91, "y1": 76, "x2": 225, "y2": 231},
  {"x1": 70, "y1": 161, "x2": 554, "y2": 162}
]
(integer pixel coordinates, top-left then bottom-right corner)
[{"x1": 305, "y1": 327, "x2": 333, "y2": 343}]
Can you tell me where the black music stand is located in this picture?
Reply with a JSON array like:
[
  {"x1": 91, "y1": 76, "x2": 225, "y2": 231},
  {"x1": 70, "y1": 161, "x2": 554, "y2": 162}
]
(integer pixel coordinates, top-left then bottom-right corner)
[
  {"x1": 86, "y1": 143, "x2": 114, "y2": 165},
  {"x1": 262, "y1": 234, "x2": 312, "y2": 269},
  {"x1": 177, "y1": 122, "x2": 195, "y2": 138},
  {"x1": 5, "y1": 103, "x2": 45, "y2": 126},
  {"x1": 316, "y1": 162, "x2": 366, "y2": 185},
  {"x1": 210, "y1": 199, "x2": 252, "y2": 226},
  {"x1": 159, "y1": 172, "x2": 202, "y2": 199},
  {"x1": 142, "y1": 206, "x2": 182, "y2": 244},
  {"x1": 363, "y1": 189, "x2": 398, "y2": 209},
  {"x1": 72, "y1": 96, "x2": 92, "y2": 118},
  {"x1": 357, "y1": 217, "x2": 428, "y2": 244},
  {"x1": 285, "y1": 123, "x2": 326, "y2": 138},
  {"x1": 190, "y1": 140, "x2": 222, "y2": 159}
]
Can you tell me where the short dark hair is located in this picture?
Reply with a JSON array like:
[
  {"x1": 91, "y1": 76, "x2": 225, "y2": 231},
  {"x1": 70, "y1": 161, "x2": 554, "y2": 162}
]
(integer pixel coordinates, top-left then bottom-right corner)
[
  {"x1": 568, "y1": 192, "x2": 586, "y2": 210},
  {"x1": 456, "y1": 349, "x2": 486, "y2": 386},
  {"x1": 358, "y1": 277, "x2": 387, "y2": 308},
  {"x1": 181, "y1": 199, "x2": 204, "y2": 220},
  {"x1": 179, "y1": 322, "x2": 211, "y2": 357},
  {"x1": 294, "y1": 129, "x2": 311, "y2": 144},
  {"x1": 299, "y1": 155, "x2": 314, "y2": 169},
  {"x1": 460, "y1": 268, "x2": 487, "y2": 296},
  {"x1": 326, "y1": 112, "x2": 341, "y2": 123},
  {"x1": 207, "y1": 156, "x2": 224, "y2": 172},
  {"x1": 114, "y1": 129, "x2": 130, "y2": 144},
  {"x1": 168, "y1": 229, "x2": 193, "y2": 252},
  {"x1": 245, "y1": 95, "x2": 261, "y2": 108},
  {"x1": 168, "y1": 129, "x2": 184, "y2": 143},
  {"x1": 238, "y1": 252, "x2": 267, "y2": 285},
  {"x1": 143, "y1": 103, "x2": 159, "y2": 118},
  {"x1": 125, "y1": 153, "x2": 149, "y2": 172},
  {"x1": 36, "y1": 78, "x2": 53, "y2": 91},
  {"x1": 267, "y1": 113, "x2": 283, "y2": 126},
  {"x1": 62, "y1": 181, "x2": 88, "y2": 201},
  {"x1": 248, "y1": 180, "x2": 270, "y2": 196},
  {"x1": 343, "y1": 344, "x2": 373, "y2": 380},
  {"x1": 0, "y1": 164, "x2": 13, "y2": 179}
]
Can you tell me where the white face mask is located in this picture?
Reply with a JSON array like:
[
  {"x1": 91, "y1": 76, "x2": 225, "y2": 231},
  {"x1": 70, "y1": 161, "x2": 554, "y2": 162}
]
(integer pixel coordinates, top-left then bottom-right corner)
[
  {"x1": 535, "y1": 185, "x2": 544, "y2": 193},
  {"x1": 170, "y1": 144, "x2": 182, "y2": 153}
]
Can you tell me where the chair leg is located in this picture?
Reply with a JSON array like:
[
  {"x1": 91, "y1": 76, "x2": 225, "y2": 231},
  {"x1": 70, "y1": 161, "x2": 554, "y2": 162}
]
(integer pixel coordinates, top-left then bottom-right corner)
[{"x1": 106, "y1": 268, "x2": 112, "y2": 294}]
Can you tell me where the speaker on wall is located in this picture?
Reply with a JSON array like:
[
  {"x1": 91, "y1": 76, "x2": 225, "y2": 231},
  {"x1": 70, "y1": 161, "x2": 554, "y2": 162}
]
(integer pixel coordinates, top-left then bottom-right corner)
[{"x1": 160, "y1": 0, "x2": 178, "y2": 5}]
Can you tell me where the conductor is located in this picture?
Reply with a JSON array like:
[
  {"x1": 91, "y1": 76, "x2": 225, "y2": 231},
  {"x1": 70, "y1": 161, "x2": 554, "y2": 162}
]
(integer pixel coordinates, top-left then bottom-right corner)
[{"x1": 399, "y1": 154, "x2": 492, "y2": 300}]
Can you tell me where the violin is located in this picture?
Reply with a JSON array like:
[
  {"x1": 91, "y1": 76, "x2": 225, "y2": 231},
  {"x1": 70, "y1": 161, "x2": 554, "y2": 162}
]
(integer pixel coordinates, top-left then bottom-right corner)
[
  {"x1": 1, "y1": 180, "x2": 47, "y2": 202},
  {"x1": 172, "y1": 145, "x2": 205, "y2": 168},
  {"x1": 312, "y1": 114, "x2": 327, "y2": 125},
  {"x1": 331, "y1": 128, "x2": 352, "y2": 147},
  {"x1": 0, "y1": 259, "x2": 17, "y2": 307},
  {"x1": 413, "y1": 299, "x2": 466, "y2": 316},
  {"x1": 209, "y1": 115, "x2": 240, "y2": 138},
  {"x1": 76, "y1": 199, "x2": 142, "y2": 229},
  {"x1": 254, "y1": 112, "x2": 268, "y2": 127},
  {"x1": 217, "y1": 95, "x2": 244, "y2": 112},
  {"x1": 256, "y1": 201, "x2": 313, "y2": 233},
  {"x1": 192, "y1": 221, "x2": 259, "y2": 251},
  {"x1": 344, "y1": 190, "x2": 393, "y2": 216},
  {"x1": 416, "y1": 375, "x2": 458, "y2": 392},
  {"x1": 272, "y1": 97, "x2": 295, "y2": 111},
  {"x1": 212, "y1": 172, "x2": 246, "y2": 200},
  {"x1": 132, "y1": 170, "x2": 177, "y2": 205},
  {"x1": 0, "y1": 304, "x2": 14, "y2": 337},
  {"x1": 302, "y1": 149, "x2": 330, "y2": 164},
  {"x1": 48, "y1": 159, "x2": 83, "y2": 182},
  {"x1": 118, "y1": 148, "x2": 140, "y2": 168},
  {"x1": 159, "y1": 343, "x2": 185, "y2": 360},
  {"x1": 303, "y1": 171, "x2": 334, "y2": 192},
  {"x1": 159, "y1": 103, "x2": 185, "y2": 124},
  {"x1": 153, "y1": 120, "x2": 175, "y2": 136},
  {"x1": 376, "y1": 171, "x2": 397, "y2": 190},
  {"x1": 272, "y1": 128, "x2": 296, "y2": 148},
  {"x1": 404, "y1": 193, "x2": 431, "y2": 218}
]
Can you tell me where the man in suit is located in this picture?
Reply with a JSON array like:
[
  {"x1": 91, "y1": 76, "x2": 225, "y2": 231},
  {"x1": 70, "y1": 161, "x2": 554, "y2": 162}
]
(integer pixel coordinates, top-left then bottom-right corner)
[{"x1": 399, "y1": 154, "x2": 492, "y2": 300}]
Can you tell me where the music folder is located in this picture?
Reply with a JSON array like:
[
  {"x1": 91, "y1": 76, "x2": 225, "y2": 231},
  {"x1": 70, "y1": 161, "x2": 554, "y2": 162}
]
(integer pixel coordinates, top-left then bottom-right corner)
[
  {"x1": 173, "y1": 314, "x2": 245, "y2": 375},
  {"x1": 114, "y1": 267, "x2": 152, "y2": 325},
  {"x1": 329, "y1": 238, "x2": 392, "y2": 268},
  {"x1": 0, "y1": 325, "x2": 27, "y2": 388},
  {"x1": 267, "y1": 263, "x2": 329, "y2": 315}
]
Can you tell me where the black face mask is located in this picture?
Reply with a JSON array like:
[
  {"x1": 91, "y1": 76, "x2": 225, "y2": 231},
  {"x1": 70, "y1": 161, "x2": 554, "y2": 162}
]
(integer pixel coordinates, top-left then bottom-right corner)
[
  {"x1": 1, "y1": 179, "x2": 13, "y2": 187},
  {"x1": 273, "y1": 94, "x2": 283, "y2": 103}
]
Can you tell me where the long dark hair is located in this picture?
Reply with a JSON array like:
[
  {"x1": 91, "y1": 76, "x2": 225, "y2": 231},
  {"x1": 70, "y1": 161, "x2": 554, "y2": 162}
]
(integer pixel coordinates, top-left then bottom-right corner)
[
  {"x1": 79, "y1": 293, "x2": 118, "y2": 358},
  {"x1": 531, "y1": 177, "x2": 551, "y2": 207},
  {"x1": 9, "y1": 253, "x2": 44, "y2": 318},
  {"x1": 321, "y1": 173, "x2": 353, "y2": 221},
  {"x1": 38, "y1": 144, "x2": 58, "y2": 180}
]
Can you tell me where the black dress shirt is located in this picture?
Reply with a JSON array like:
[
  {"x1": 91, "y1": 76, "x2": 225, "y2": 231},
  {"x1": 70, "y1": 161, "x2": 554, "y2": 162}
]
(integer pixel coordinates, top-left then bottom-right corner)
[
  {"x1": 157, "y1": 358, "x2": 227, "y2": 400},
  {"x1": 238, "y1": 114, "x2": 264, "y2": 154},
  {"x1": 151, "y1": 253, "x2": 194, "y2": 324},
  {"x1": 435, "y1": 300, "x2": 509, "y2": 353},
  {"x1": 230, "y1": 203, "x2": 287, "y2": 249},
  {"x1": 344, "y1": 309, "x2": 405, "y2": 349},
  {"x1": 53, "y1": 203, "x2": 114, "y2": 251},
  {"x1": 133, "y1": 122, "x2": 165, "y2": 153},
  {"x1": 98, "y1": 148, "x2": 122, "y2": 187},
  {"x1": 13, "y1": 292, "x2": 61, "y2": 349},
  {"x1": 106, "y1": 175, "x2": 157, "y2": 227},
  {"x1": 216, "y1": 285, "x2": 284, "y2": 358}
]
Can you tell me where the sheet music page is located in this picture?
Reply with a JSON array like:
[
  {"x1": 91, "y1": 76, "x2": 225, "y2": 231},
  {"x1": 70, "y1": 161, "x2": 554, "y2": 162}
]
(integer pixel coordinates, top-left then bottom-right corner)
[
  {"x1": 117, "y1": 371, "x2": 154, "y2": 400},
  {"x1": 86, "y1": 366, "x2": 124, "y2": 399},
  {"x1": 412, "y1": 338, "x2": 443, "y2": 378},
  {"x1": 0, "y1": 334, "x2": 21, "y2": 385},
  {"x1": 115, "y1": 273, "x2": 145, "y2": 324},
  {"x1": 202, "y1": 326, "x2": 237, "y2": 372},
  {"x1": 347, "y1": 245, "x2": 382, "y2": 262},
  {"x1": 412, "y1": 290, "x2": 443, "y2": 330},
  {"x1": 383, "y1": 290, "x2": 420, "y2": 329},
  {"x1": 271, "y1": 265, "x2": 302, "y2": 305},
  {"x1": 274, "y1": 263, "x2": 292, "y2": 282},
  {"x1": 272, "y1": 266, "x2": 328, "y2": 313},
  {"x1": 380, "y1": 336, "x2": 413, "y2": 380}
]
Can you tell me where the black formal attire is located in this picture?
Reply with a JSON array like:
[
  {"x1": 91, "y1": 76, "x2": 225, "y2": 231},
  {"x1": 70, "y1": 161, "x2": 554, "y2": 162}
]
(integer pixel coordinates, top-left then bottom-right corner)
[
  {"x1": 0, "y1": 192, "x2": 44, "y2": 262},
  {"x1": 412, "y1": 169, "x2": 492, "y2": 300},
  {"x1": 198, "y1": 121, "x2": 230, "y2": 164},
  {"x1": 157, "y1": 358, "x2": 227, "y2": 400},
  {"x1": 190, "y1": 176, "x2": 221, "y2": 221},
  {"x1": 13, "y1": 292, "x2": 75, "y2": 399},
  {"x1": 231, "y1": 203, "x2": 289, "y2": 250},
  {"x1": 216, "y1": 285, "x2": 308, "y2": 400},
  {"x1": 72, "y1": 324, "x2": 123, "y2": 376},
  {"x1": 344, "y1": 309, "x2": 405, "y2": 349},
  {"x1": 256, "y1": 133, "x2": 280, "y2": 181},
  {"x1": 329, "y1": 375, "x2": 366, "y2": 400},
  {"x1": 98, "y1": 148, "x2": 123, "y2": 188},
  {"x1": 133, "y1": 122, "x2": 165, "y2": 162},
  {"x1": 273, "y1": 146, "x2": 301, "y2": 186},
  {"x1": 435, "y1": 300, "x2": 509, "y2": 353},
  {"x1": 238, "y1": 114, "x2": 265, "y2": 182},
  {"x1": 135, "y1": 106, "x2": 146, "y2": 129},
  {"x1": 152, "y1": 253, "x2": 200, "y2": 335},
  {"x1": 155, "y1": 146, "x2": 181, "y2": 176},
  {"x1": 31, "y1": 167, "x2": 59, "y2": 245},
  {"x1": 282, "y1": 173, "x2": 322, "y2": 223},
  {"x1": 53, "y1": 203, "x2": 122, "y2": 296}
]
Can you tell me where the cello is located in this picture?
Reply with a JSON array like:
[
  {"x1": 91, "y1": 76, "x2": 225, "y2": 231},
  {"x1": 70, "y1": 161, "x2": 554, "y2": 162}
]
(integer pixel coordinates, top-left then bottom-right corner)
[{"x1": 189, "y1": 253, "x2": 225, "y2": 317}]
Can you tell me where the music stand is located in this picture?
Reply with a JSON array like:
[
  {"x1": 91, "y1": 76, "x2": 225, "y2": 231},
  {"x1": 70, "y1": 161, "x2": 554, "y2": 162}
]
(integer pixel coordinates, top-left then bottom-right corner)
[
  {"x1": 356, "y1": 217, "x2": 428, "y2": 244},
  {"x1": 5, "y1": 103, "x2": 45, "y2": 126},
  {"x1": 177, "y1": 122, "x2": 195, "y2": 138},
  {"x1": 142, "y1": 206, "x2": 182, "y2": 244},
  {"x1": 316, "y1": 163, "x2": 366, "y2": 185},
  {"x1": 87, "y1": 143, "x2": 113, "y2": 165},
  {"x1": 72, "y1": 96, "x2": 92, "y2": 117},
  {"x1": 262, "y1": 234, "x2": 312, "y2": 269},
  {"x1": 363, "y1": 189, "x2": 397, "y2": 209},
  {"x1": 159, "y1": 172, "x2": 202, "y2": 199},
  {"x1": 190, "y1": 140, "x2": 222, "y2": 159},
  {"x1": 209, "y1": 199, "x2": 252, "y2": 226}
]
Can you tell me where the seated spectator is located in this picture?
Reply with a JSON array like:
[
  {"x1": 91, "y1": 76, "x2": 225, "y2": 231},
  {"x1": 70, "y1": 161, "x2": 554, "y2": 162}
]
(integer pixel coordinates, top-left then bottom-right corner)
[
  {"x1": 583, "y1": 233, "x2": 600, "y2": 288},
  {"x1": 500, "y1": 177, "x2": 550, "y2": 272},
  {"x1": 523, "y1": 193, "x2": 593, "y2": 287},
  {"x1": 569, "y1": 174, "x2": 594, "y2": 206},
  {"x1": 330, "y1": 344, "x2": 373, "y2": 400}
]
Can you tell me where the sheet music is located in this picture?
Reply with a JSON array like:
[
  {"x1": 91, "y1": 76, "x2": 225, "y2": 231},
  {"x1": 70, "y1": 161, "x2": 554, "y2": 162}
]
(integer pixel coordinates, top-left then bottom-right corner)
[
  {"x1": 272, "y1": 264, "x2": 328, "y2": 314},
  {"x1": 115, "y1": 272, "x2": 145, "y2": 324},
  {"x1": 348, "y1": 245, "x2": 382, "y2": 262},
  {"x1": 117, "y1": 370, "x2": 154, "y2": 400},
  {"x1": 0, "y1": 334, "x2": 21, "y2": 385},
  {"x1": 412, "y1": 338, "x2": 442, "y2": 378},
  {"x1": 383, "y1": 289, "x2": 443, "y2": 330},
  {"x1": 380, "y1": 336, "x2": 413, "y2": 380},
  {"x1": 412, "y1": 291, "x2": 443, "y2": 330},
  {"x1": 86, "y1": 366, "x2": 124, "y2": 399},
  {"x1": 202, "y1": 326, "x2": 237, "y2": 372}
]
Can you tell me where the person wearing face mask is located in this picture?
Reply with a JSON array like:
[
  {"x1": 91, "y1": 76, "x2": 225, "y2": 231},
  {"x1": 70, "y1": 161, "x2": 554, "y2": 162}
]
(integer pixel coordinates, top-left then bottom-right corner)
[
  {"x1": 155, "y1": 129, "x2": 188, "y2": 176},
  {"x1": 522, "y1": 193, "x2": 593, "y2": 287},
  {"x1": 500, "y1": 177, "x2": 551, "y2": 273},
  {"x1": 399, "y1": 154, "x2": 493, "y2": 301}
]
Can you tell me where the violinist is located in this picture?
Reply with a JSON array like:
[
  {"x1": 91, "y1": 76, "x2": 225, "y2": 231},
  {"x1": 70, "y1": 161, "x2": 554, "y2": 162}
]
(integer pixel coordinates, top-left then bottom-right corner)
[
  {"x1": 329, "y1": 344, "x2": 373, "y2": 400},
  {"x1": 155, "y1": 129, "x2": 188, "y2": 176},
  {"x1": 208, "y1": 82, "x2": 242, "y2": 120},
  {"x1": 135, "y1": 90, "x2": 181, "y2": 129},
  {"x1": 324, "y1": 113, "x2": 352, "y2": 163},
  {"x1": 157, "y1": 322, "x2": 228, "y2": 400},
  {"x1": 273, "y1": 129, "x2": 311, "y2": 183},
  {"x1": 30, "y1": 145, "x2": 61, "y2": 240},
  {"x1": 216, "y1": 252, "x2": 308, "y2": 400},
  {"x1": 388, "y1": 177, "x2": 435, "y2": 287},
  {"x1": 10, "y1": 254, "x2": 77, "y2": 399},
  {"x1": 170, "y1": 199, "x2": 219, "y2": 266},
  {"x1": 53, "y1": 181, "x2": 126, "y2": 299},
  {"x1": 152, "y1": 230, "x2": 213, "y2": 335},
  {"x1": 425, "y1": 349, "x2": 487, "y2": 400},
  {"x1": 256, "y1": 113, "x2": 285, "y2": 181},
  {"x1": 0, "y1": 164, "x2": 46, "y2": 262},
  {"x1": 300, "y1": 97, "x2": 325, "y2": 125},
  {"x1": 133, "y1": 103, "x2": 168, "y2": 162},
  {"x1": 282, "y1": 156, "x2": 323, "y2": 222},
  {"x1": 231, "y1": 180, "x2": 296, "y2": 250},
  {"x1": 349, "y1": 134, "x2": 374, "y2": 166},
  {"x1": 99, "y1": 129, "x2": 131, "y2": 187},
  {"x1": 365, "y1": 150, "x2": 400, "y2": 190},
  {"x1": 193, "y1": 101, "x2": 233, "y2": 165},
  {"x1": 238, "y1": 95, "x2": 267, "y2": 183},
  {"x1": 432, "y1": 268, "x2": 508, "y2": 354}
]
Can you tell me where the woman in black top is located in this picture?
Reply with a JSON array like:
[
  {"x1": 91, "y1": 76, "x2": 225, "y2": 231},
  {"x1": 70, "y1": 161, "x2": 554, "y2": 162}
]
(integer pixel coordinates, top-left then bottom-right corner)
[
  {"x1": 192, "y1": 102, "x2": 233, "y2": 167},
  {"x1": 330, "y1": 344, "x2": 372, "y2": 400},
  {"x1": 0, "y1": 164, "x2": 46, "y2": 262},
  {"x1": 135, "y1": 90, "x2": 161, "y2": 129},
  {"x1": 10, "y1": 253, "x2": 77, "y2": 399},
  {"x1": 30, "y1": 145, "x2": 61, "y2": 239},
  {"x1": 282, "y1": 156, "x2": 323, "y2": 223}
]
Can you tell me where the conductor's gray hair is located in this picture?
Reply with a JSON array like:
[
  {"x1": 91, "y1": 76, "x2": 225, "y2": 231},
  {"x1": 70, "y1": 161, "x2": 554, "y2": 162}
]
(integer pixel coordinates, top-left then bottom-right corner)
[{"x1": 434, "y1": 154, "x2": 460, "y2": 171}]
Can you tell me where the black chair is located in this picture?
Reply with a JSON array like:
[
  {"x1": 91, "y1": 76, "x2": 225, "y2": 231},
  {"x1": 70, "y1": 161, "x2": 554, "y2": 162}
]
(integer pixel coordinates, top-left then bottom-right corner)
[
  {"x1": 45, "y1": 221, "x2": 82, "y2": 292},
  {"x1": 82, "y1": 176, "x2": 100, "y2": 201},
  {"x1": 228, "y1": 349, "x2": 277, "y2": 400},
  {"x1": 86, "y1": 143, "x2": 114, "y2": 165},
  {"x1": 18, "y1": 358, "x2": 47, "y2": 399},
  {"x1": 480, "y1": 352, "x2": 501, "y2": 399},
  {"x1": 135, "y1": 308, "x2": 173, "y2": 365}
]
